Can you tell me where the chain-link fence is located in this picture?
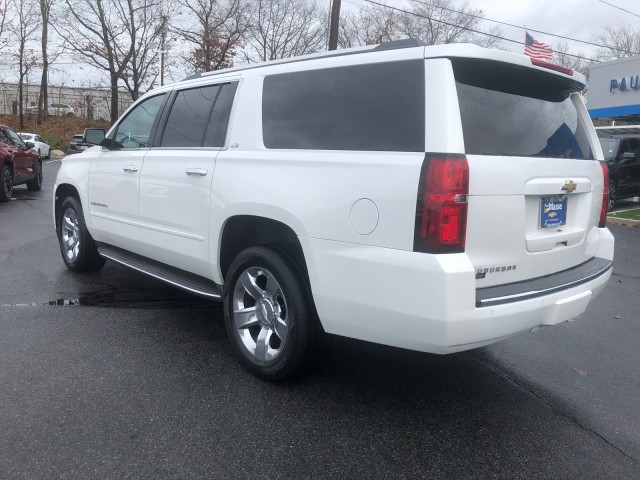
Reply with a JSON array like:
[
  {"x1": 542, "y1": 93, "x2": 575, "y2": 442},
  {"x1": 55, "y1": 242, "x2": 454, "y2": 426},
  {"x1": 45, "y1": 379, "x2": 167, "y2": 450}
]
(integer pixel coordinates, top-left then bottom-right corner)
[{"x1": 0, "y1": 83, "x2": 133, "y2": 121}]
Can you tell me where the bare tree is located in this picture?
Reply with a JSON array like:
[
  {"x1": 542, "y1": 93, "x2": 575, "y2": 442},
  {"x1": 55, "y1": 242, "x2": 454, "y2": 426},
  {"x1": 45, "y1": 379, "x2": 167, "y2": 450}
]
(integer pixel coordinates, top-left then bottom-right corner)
[
  {"x1": 121, "y1": 0, "x2": 170, "y2": 100},
  {"x1": 338, "y1": 3, "x2": 396, "y2": 48},
  {"x1": 36, "y1": 0, "x2": 54, "y2": 125},
  {"x1": 396, "y1": 0, "x2": 502, "y2": 47},
  {"x1": 7, "y1": 0, "x2": 40, "y2": 129},
  {"x1": 244, "y1": 0, "x2": 327, "y2": 62},
  {"x1": 173, "y1": 0, "x2": 248, "y2": 74},
  {"x1": 338, "y1": 0, "x2": 501, "y2": 50},
  {"x1": 593, "y1": 23, "x2": 640, "y2": 61},
  {"x1": 0, "y1": 0, "x2": 8, "y2": 41},
  {"x1": 55, "y1": 0, "x2": 163, "y2": 121},
  {"x1": 553, "y1": 42, "x2": 591, "y2": 78},
  {"x1": 55, "y1": 0, "x2": 131, "y2": 122}
]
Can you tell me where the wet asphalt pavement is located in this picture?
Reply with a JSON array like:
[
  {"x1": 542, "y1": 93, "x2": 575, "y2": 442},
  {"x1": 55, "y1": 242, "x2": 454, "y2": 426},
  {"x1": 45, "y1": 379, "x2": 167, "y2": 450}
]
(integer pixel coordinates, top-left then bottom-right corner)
[{"x1": 0, "y1": 160, "x2": 638, "y2": 479}]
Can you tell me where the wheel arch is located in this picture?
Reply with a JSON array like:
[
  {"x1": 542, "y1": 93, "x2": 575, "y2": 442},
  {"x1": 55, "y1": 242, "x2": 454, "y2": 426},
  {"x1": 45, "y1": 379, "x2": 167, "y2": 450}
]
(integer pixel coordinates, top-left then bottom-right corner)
[
  {"x1": 218, "y1": 215, "x2": 309, "y2": 286},
  {"x1": 54, "y1": 183, "x2": 81, "y2": 231}
]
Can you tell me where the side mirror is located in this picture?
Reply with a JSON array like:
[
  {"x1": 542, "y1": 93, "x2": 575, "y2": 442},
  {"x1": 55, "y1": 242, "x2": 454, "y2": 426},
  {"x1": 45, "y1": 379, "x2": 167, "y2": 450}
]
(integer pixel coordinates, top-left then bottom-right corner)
[
  {"x1": 84, "y1": 128, "x2": 105, "y2": 145},
  {"x1": 621, "y1": 151, "x2": 639, "y2": 161},
  {"x1": 25, "y1": 141, "x2": 35, "y2": 148}
]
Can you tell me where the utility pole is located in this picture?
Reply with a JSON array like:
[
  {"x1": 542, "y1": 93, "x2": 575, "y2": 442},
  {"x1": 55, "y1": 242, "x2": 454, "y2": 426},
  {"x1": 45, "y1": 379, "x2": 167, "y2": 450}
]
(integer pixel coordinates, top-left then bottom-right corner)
[{"x1": 328, "y1": 0, "x2": 341, "y2": 51}]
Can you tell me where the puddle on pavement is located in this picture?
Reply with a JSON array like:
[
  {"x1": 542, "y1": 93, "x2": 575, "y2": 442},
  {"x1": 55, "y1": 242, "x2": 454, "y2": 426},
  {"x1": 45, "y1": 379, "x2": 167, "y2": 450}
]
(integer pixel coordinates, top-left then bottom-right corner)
[{"x1": 48, "y1": 288, "x2": 217, "y2": 309}]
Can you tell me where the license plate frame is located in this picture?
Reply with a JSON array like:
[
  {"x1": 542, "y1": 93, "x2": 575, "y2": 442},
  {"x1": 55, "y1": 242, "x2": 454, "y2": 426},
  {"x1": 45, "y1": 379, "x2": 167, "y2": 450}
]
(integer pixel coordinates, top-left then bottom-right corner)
[{"x1": 540, "y1": 196, "x2": 567, "y2": 228}]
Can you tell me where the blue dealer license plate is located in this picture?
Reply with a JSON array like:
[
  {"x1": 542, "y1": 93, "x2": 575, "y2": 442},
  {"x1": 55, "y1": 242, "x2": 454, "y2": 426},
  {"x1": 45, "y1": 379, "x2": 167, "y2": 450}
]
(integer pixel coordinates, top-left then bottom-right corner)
[{"x1": 540, "y1": 196, "x2": 567, "y2": 228}]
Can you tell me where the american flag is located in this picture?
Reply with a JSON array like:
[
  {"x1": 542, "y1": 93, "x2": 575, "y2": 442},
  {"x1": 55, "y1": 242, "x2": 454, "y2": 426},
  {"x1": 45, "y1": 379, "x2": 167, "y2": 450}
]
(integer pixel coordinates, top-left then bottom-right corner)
[{"x1": 524, "y1": 32, "x2": 553, "y2": 61}]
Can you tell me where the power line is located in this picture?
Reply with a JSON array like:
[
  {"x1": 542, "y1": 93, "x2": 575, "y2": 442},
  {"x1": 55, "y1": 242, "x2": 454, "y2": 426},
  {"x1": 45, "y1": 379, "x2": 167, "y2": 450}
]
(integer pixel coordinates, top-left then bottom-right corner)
[
  {"x1": 596, "y1": 0, "x2": 640, "y2": 19},
  {"x1": 355, "y1": 0, "x2": 598, "y2": 62},
  {"x1": 408, "y1": 0, "x2": 638, "y2": 55}
]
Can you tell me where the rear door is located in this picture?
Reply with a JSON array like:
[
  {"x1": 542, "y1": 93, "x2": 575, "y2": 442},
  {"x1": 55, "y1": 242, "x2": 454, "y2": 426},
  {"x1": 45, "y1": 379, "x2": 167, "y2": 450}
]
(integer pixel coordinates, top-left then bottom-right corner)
[
  {"x1": 138, "y1": 81, "x2": 238, "y2": 278},
  {"x1": 450, "y1": 58, "x2": 604, "y2": 287}
]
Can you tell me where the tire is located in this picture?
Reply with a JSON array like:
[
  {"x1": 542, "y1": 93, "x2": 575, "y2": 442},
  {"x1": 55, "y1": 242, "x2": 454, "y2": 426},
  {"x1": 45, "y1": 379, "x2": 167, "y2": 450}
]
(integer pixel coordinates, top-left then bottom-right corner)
[
  {"x1": 26, "y1": 160, "x2": 43, "y2": 191},
  {"x1": 57, "y1": 196, "x2": 106, "y2": 272},
  {"x1": 223, "y1": 246, "x2": 326, "y2": 381},
  {"x1": 0, "y1": 163, "x2": 12, "y2": 202},
  {"x1": 608, "y1": 181, "x2": 617, "y2": 212}
]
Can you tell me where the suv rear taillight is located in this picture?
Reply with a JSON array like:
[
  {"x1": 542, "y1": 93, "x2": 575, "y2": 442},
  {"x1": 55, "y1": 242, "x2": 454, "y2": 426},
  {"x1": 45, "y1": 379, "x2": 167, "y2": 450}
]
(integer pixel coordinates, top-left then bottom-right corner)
[
  {"x1": 599, "y1": 161, "x2": 609, "y2": 228},
  {"x1": 414, "y1": 155, "x2": 469, "y2": 253}
]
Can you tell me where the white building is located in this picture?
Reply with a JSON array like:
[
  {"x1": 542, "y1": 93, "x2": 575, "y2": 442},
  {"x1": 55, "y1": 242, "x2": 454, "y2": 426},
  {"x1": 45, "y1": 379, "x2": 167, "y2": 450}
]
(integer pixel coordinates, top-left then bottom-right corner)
[
  {"x1": 589, "y1": 55, "x2": 640, "y2": 123},
  {"x1": 0, "y1": 82, "x2": 133, "y2": 120}
]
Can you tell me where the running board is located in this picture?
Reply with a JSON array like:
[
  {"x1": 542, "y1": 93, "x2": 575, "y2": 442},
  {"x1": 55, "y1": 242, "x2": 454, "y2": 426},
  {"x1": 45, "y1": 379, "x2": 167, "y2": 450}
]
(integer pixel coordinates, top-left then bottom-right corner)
[{"x1": 97, "y1": 243, "x2": 222, "y2": 300}]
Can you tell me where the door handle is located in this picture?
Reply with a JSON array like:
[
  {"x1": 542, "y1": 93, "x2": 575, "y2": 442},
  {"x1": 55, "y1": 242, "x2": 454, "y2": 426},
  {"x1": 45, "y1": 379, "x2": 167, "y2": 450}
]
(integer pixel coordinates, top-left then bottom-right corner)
[
  {"x1": 185, "y1": 168, "x2": 208, "y2": 176},
  {"x1": 122, "y1": 165, "x2": 139, "y2": 172}
]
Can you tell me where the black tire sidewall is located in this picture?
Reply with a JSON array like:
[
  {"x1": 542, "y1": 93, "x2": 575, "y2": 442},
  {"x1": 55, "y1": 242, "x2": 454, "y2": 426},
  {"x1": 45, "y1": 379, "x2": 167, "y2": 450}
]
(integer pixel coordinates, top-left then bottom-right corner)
[
  {"x1": 58, "y1": 197, "x2": 105, "y2": 272},
  {"x1": 223, "y1": 246, "x2": 315, "y2": 381},
  {"x1": 26, "y1": 161, "x2": 42, "y2": 191},
  {"x1": 608, "y1": 181, "x2": 617, "y2": 211},
  {"x1": 0, "y1": 164, "x2": 12, "y2": 202}
]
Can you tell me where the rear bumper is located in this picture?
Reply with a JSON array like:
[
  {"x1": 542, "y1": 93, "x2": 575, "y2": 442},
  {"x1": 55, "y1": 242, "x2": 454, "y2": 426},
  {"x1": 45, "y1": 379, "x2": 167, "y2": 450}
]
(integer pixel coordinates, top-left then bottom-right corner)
[{"x1": 300, "y1": 227, "x2": 614, "y2": 354}]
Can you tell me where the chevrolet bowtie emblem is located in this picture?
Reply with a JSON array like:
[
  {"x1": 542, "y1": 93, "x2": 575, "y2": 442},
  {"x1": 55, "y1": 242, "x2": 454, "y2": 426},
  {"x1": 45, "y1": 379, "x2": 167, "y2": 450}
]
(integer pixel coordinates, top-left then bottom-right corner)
[{"x1": 562, "y1": 180, "x2": 577, "y2": 193}]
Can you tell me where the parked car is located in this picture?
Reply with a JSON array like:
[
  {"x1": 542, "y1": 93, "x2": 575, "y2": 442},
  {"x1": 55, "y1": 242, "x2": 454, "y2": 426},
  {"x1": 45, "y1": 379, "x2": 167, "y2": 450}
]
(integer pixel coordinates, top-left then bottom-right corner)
[
  {"x1": 597, "y1": 135, "x2": 640, "y2": 210},
  {"x1": 27, "y1": 103, "x2": 75, "y2": 117},
  {"x1": 18, "y1": 132, "x2": 51, "y2": 159},
  {"x1": 0, "y1": 124, "x2": 42, "y2": 201},
  {"x1": 53, "y1": 40, "x2": 614, "y2": 381},
  {"x1": 66, "y1": 134, "x2": 86, "y2": 155}
]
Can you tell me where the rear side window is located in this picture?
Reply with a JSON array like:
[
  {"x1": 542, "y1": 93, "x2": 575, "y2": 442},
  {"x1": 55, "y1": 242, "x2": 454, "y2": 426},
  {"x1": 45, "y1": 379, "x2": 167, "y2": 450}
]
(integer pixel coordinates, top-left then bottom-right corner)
[
  {"x1": 161, "y1": 85, "x2": 221, "y2": 147},
  {"x1": 453, "y1": 59, "x2": 593, "y2": 160},
  {"x1": 262, "y1": 60, "x2": 425, "y2": 152}
]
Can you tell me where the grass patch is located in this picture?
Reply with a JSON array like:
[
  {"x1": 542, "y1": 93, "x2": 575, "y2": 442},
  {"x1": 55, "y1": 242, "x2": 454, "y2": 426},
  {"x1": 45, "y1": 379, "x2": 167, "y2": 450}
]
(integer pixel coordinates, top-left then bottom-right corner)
[{"x1": 609, "y1": 208, "x2": 640, "y2": 221}]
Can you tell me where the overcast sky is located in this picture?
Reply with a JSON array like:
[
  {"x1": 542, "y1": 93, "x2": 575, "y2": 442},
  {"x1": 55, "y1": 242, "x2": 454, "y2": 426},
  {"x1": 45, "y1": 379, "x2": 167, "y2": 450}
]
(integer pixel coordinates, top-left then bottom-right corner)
[
  {"x1": 476, "y1": 0, "x2": 637, "y2": 55},
  {"x1": 347, "y1": 0, "x2": 637, "y2": 57}
]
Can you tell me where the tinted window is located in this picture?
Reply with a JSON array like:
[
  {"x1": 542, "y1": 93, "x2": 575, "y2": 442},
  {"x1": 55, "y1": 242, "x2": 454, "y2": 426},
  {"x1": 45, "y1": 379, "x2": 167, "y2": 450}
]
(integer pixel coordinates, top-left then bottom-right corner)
[
  {"x1": 161, "y1": 85, "x2": 220, "y2": 147},
  {"x1": 203, "y1": 83, "x2": 238, "y2": 147},
  {"x1": 114, "y1": 94, "x2": 166, "y2": 149},
  {"x1": 599, "y1": 139, "x2": 618, "y2": 160},
  {"x1": 453, "y1": 59, "x2": 593, "y2": 160},
  {"x1": 262, "y1": 61, "x2": 425, "y2": 152}
]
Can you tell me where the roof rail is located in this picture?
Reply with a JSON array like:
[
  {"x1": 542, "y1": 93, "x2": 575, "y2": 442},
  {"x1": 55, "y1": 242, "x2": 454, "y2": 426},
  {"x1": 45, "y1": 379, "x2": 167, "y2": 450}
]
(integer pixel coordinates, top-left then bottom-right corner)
[
  {"x1": 177, "y1": 39, "x2": 425, "y2": 84},
  {"x1": 373, "y1": 38, "x2": 426, "y2": 51}
]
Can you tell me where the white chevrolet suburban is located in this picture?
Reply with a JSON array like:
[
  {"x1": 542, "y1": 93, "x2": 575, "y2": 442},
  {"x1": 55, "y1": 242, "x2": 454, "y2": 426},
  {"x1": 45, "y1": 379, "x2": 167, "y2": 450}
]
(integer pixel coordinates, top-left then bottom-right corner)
[{"x1": 54, "y1": 39, "x2": 614, "y2": 380}]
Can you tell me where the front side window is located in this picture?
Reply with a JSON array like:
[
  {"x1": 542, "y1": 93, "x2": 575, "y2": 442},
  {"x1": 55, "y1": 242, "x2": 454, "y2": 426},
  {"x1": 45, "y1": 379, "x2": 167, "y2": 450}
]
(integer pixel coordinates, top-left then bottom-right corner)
[
  {"x1": 113, "y1": 94, "x2": 166, "y2": 149},
  {"x1": 453, "y1": 59, "x2": 593, "y2": 160},
  {"x1": 262, "y1": 61, "x2": 425, "y2": 152}
]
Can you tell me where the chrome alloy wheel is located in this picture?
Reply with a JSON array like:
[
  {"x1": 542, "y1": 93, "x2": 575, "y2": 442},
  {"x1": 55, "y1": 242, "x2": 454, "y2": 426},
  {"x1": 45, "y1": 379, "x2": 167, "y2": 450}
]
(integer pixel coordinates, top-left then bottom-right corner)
[
  {"x1": 61, "y1": 207, "x2": 81, "y2": 262},
  {"x1": 232, "y1": 266, "x2": 291, "y2": 363}
]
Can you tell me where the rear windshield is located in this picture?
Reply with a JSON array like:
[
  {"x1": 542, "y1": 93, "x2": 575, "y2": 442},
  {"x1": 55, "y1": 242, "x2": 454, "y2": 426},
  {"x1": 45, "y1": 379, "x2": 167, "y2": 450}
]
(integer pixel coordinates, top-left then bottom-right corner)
[{"x1": 452, "y1": 59, "x2": 593, "y2": 160}]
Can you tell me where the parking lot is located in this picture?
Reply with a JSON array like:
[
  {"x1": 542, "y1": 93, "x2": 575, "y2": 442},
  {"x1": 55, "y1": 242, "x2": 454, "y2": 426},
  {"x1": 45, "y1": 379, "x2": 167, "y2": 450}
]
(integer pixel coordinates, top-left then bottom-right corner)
[{"x1": 1, "y1": 160, "x2": 639, "y2": 479}]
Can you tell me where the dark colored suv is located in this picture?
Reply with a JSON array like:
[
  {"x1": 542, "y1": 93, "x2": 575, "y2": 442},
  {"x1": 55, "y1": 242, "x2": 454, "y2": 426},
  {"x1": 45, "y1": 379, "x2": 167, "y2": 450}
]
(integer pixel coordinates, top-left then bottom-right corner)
[
  {"x1": 0, "y1": 125, "x2": 42, "y2": 202},
  {"x1": 599, "y1": 136, "x2": 640, "y2": 210}
]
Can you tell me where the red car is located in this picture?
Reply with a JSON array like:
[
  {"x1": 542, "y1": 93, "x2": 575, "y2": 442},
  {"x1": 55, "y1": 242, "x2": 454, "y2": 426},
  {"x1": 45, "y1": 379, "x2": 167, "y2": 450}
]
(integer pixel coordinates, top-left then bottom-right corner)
[{"x1": 0, "y1": 124, "x2": 42, "y2": 202}]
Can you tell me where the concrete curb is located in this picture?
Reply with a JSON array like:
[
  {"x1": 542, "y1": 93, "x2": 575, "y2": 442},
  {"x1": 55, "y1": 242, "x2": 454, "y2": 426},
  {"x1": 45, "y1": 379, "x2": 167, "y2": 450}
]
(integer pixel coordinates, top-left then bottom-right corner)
[{"x1": 607, "y1": 216, "x2": 640, "y2": 227}]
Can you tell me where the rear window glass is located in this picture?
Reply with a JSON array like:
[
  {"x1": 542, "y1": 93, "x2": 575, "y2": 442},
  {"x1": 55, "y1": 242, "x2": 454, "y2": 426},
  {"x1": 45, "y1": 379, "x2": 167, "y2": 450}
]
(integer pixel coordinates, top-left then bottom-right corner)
[
  {"x1": 453, "y1": 59, "x2": 593, "y2": 160},
  {"x1": 262, "y1": 60, "x2": 425, "y2": 152}
]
